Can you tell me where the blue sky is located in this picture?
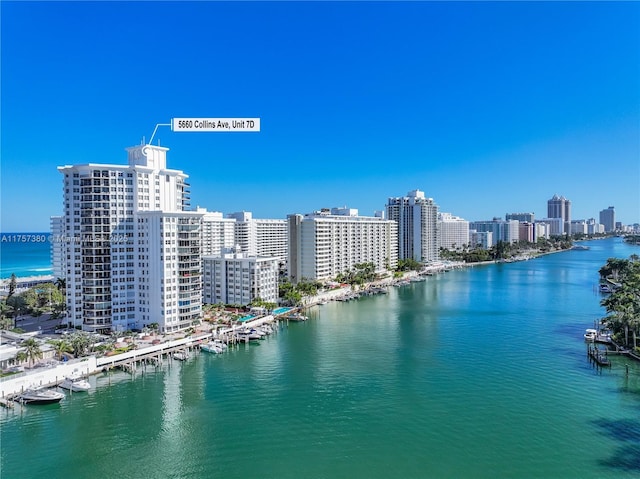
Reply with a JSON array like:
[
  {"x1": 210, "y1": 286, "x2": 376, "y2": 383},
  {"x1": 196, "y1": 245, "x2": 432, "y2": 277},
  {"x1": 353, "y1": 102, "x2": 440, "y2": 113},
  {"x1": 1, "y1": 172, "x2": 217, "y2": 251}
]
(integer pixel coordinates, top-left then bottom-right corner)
[{"x1": 1, "y1": 1, "x2": 639, "y2": 231}]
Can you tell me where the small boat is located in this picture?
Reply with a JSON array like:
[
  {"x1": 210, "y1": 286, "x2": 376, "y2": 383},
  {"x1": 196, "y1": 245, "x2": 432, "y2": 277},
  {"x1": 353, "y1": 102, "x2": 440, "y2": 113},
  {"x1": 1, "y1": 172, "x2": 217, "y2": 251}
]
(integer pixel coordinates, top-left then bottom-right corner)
[
  {"x1": 571, "y1": 245, "x2": 590, "y2": 251},
  {"x1": 201, "y1": 341, "x2": 226, "y2": 354},
  {"x1": 173, "y1": 351, "x2": 190, "y2": 361},
  {"x1": 16, "y1": 387, "x2": 65, "y2": 405},
  {"x1": 599, "y1": 284, "x2": 613, "y2": 293},
  {"x1": 59, "y1": 375, "x2": 91, "y2": 392},
  {"x1": 584, "y1": 329, "x2": 597, "y2": 341}
]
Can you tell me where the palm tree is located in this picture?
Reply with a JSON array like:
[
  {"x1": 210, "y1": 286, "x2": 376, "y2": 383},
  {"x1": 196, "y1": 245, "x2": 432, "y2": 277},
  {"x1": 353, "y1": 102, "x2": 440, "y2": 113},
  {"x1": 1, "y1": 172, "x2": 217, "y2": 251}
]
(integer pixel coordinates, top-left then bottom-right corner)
[
  {"x1": 48, "y1": 339, "x2": 71, "y2": 361},
  {"x1": 21, "y1": 338, "x2": 43, "y2": 368},
  {"x1": 69, "y1": 332, "x2": 91, "y2": 357}
]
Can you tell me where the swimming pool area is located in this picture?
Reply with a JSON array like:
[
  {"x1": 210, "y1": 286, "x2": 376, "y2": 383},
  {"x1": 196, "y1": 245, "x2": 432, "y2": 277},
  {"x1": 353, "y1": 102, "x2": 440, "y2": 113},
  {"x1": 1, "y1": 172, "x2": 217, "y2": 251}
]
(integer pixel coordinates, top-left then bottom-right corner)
[
  {"x1": 272, "y1": 307, "x2": 293, "y2": 315},
  {"x1": 238, "y1": 315, "x2": 256, "y2": 323}
]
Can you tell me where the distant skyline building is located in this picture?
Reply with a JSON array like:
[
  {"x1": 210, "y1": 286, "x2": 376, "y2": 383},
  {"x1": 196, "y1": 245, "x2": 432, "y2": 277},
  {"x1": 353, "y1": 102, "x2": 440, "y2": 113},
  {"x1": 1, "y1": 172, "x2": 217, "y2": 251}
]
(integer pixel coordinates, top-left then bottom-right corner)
[
  {"x1": 570, "y1": 220, "x2": 588, "y2": 235},
  {"x1": 287, "y1": 207, "x2": 398, "y2": 283},
  {"x1": 469, "y1": 230, "x2": 493, "y2": 249},
  {"x1": 506, "y1": 212, "x2": 535, "y2": 223},
  {"x1": 469, "y1": 219, "x2": 519, "y2": 244},
  {"x1": 537, "y1": 218, "x2": 564, "y2": 236},
  {"x1": 518, "y1": 222, "x2": 534, "y2": 243},
  {"x1": 437, "y1": 212, "x2": 469, "y2": 250},
  {"x1": 385, "y1": 189, "x2": 439, "y2": 262},
  {"x1": 599, "y1": 206, "x2": 615, "y2": 232},
  {"x1": 547, "y1": 194, "x2": 571, "y2": 235},
  {"x1": 57, "y1": 144, "x2": 202, "y2": 334}
]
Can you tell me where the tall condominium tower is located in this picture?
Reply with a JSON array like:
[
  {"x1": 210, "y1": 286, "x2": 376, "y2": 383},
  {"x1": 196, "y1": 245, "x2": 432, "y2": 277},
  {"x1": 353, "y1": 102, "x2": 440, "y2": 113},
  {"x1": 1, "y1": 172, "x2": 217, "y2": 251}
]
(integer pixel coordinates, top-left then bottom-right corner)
[
  {"x1": 385, "y1": 189, "x2": 439, "y2": 262},
  {"x1": 599, "y1": 206, "x2": 615, "y2": 233},
  {"x1": 199, "y1": 208, "x2": 236, "y2": 256},
  {"x1": 547, "y1": 194, "x2": 571, "y2": 235},
  {"x1": 437, "y1": 213, "x2": 469, "y2": 250},
  {"x1": 287, "y1": 208, "x2": 398, "y2": 283},
  {"x1": 226, "y1": 211, "x2": 288, "y2": 266},
  {"x1": 57, "y1": 144, "x2": 203, "y2": 334}
]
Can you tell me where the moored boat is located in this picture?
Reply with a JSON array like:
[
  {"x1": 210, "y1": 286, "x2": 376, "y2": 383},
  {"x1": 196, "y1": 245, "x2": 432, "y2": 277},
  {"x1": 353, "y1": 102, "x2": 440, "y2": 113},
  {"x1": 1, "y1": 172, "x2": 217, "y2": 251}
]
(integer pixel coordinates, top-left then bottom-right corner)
[
  {"x1": 173, "y1": 351, "x2": 190, "y2": 361},
  {"x1": 16, "y1": 387, "x2": 65, "y2": 405},
  {"x1": 59, "y1": 375, "x2": 91, "y2": 392},
  {"x1": 584, "y1": 329, "x2": 597, "y2": 341}
]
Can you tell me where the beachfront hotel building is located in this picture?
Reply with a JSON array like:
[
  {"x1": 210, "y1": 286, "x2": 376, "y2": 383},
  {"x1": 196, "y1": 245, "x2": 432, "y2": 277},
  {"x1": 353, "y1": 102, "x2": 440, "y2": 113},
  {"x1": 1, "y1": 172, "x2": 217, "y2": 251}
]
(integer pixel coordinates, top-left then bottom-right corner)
[
  {"x1": 547, "y1": 194, "x2": 571, "y2": 235},
  {"x1": 287, "y1": 207, "x2": 398, "y2": 284},
  {"x1": 203, "y1": 250, "x2": 279, "y2": 306},
  {"x1": 226, "y1": 212, "x2": 288, "y2": 265},
  {"x1": 437, "y1": 213, "x2": 469, "y2": 250},
  {"x1": 385, "y1": 189, "x2": 439, "y2": 263},
  {"x1": 57, "y1": 143, "x2": 203, "y2": 334}
]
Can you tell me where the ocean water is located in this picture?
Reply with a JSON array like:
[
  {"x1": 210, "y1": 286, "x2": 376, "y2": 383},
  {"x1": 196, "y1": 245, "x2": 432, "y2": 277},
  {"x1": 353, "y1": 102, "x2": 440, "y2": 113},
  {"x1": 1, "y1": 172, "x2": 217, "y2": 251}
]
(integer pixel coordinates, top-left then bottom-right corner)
[
  {"x1": 1, "y1": 238, "x2": 639, "y2": 478},
  {"x1": 0, "y1": 233, "x2": 53, "y2": 278}
]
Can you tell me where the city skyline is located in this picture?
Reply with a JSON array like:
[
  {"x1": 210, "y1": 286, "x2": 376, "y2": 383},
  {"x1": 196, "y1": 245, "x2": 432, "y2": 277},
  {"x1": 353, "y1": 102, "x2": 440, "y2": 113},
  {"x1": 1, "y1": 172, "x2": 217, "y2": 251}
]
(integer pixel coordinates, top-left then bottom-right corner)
[{"x1": 2, "y1": 2, "x2": 639, "y2": 231}]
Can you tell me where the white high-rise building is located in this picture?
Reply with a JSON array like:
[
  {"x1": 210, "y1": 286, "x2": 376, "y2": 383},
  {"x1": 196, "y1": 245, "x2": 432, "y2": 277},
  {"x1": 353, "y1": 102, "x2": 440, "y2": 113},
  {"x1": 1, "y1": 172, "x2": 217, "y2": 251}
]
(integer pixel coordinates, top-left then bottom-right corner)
[
  {"x1": 288, "y1": 207, "x2": 398, "y2": 283},
  {"x1": 203, "y1": 250, "x2": 279, "y2": 306},
  {"x1": 469, "y1": 230, "x2": 493, "y2": 249},
  {"x1": 199, "y1": 208, "x2": 236, "y2": 256},
  {"x1": 57, "y1": 143, "x2": 203, "y2": 333},
  {"x1": 437, "y1": 213, "x2": 469, "y2": 251},
  {"x1": 385, "y1": 189, "x2": 439, "y2": 262},
  {"x1": 469, "y1": 219, "x2": 519, "y2": 244},
  {"x1": 226, "y1": 211, "x2": 288, "y2": 266},
  {"x1": 50, "y1": 216, "x2": 66, "y2": 280}
]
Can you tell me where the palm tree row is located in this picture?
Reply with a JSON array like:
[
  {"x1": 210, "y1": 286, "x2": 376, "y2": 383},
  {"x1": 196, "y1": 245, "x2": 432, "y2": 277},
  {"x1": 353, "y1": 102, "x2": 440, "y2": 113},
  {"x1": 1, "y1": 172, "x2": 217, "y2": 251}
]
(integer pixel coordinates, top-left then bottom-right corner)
[{"x1": 600, "y1": 255, "x2": 640, "y2": 349}]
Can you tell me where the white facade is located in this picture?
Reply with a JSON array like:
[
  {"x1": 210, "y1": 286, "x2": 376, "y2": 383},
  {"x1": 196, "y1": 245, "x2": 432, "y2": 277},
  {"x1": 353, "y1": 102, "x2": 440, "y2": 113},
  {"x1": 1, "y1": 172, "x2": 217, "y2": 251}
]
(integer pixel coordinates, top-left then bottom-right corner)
[
  {"x1": 288, "y1": 208, "x2": 398, "y2": 283},
  {"x1": 385, "y1": 189, "x2": 439, "y2": 262},
  {"x1": 226, "y1": 212, "x2": 288, "y2": 264},
  {"x1": 57, "y1": 144, "x2": 202, "y2": 333},
  {"x1": 50, "y1": 216, "x2": 66, "y2": 280},
  {"x1": 469, "y1": 230, "x2": 493, "y2": 249},
  {"x1": 199, "y1": 208, "x2": 236, "y2": 256},
  {"x1": 469, "y1": 219, "x2": 519, "y2": 244},
  {"x1": 437, "y1": 213, "x2": 469, "y2": 250},
  {"x1": 534, "y1": 222, "x2": 550, "y2": 240},
  {"x1": 570, "y1": 220, "x2": 588, "y2": 235},
  {"x1": 203, "y1": 252, "x2": 279, "y2": 306},
  {"x1": 537, "y1": 218, "x2": 564, "y2": 236}
]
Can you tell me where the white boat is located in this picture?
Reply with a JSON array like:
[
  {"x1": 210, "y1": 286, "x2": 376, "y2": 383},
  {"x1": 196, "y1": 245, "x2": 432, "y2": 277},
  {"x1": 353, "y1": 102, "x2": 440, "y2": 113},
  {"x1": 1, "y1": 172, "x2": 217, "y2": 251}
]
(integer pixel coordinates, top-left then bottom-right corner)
[
  {"x1": 584, "y1": 329, "x2": 598, "y2": 341},
  {"x1": 173, "y1": 351, "x2": 190, "y2": 361},
  {"x1": 201, "y1": 342, "x2": 224, "y2": 354},
  {"x1": 59, "y1": 375, "x2": 91, "y2": 392},
  {"x1": 16, "y1": 387, "x2": 65, "y2": 405}
]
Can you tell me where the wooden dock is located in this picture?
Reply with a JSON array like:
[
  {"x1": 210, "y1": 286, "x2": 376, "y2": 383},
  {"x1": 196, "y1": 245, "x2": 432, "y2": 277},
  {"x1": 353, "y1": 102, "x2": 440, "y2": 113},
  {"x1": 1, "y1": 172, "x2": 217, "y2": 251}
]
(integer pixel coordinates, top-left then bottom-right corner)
[{"x1": 588, "y1": 346, "x2": 611, "y2": 367}]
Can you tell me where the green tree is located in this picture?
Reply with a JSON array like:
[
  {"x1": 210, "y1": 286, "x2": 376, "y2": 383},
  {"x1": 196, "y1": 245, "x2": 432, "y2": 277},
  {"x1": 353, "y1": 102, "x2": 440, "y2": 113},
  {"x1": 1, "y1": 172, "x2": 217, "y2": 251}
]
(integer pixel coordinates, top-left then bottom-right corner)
[
  {"x1": 21, "y1": 338, "x2": 43, "y2": 368},
  {"x1": 48, "y1": 339, "x2": 71, "y2": 361},
  {"x1": 8, "y1": 273, "x2": 17, "y2": 298}
]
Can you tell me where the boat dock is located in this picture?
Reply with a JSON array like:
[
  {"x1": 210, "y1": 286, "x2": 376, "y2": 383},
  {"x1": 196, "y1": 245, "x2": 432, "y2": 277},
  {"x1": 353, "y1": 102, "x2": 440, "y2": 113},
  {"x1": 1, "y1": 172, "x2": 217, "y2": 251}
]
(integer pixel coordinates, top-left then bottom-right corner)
[{"x1": 588, "y1": 345, "x2": 611, "y2": 367}]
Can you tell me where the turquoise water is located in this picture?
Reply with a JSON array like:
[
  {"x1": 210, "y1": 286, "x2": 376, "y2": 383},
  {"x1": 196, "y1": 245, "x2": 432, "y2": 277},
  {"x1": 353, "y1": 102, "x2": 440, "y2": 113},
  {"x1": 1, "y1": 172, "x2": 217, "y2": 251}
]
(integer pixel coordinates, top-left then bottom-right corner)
[
  {"x1": 2, "y1": 238, "x2": 639, "y2": 478},
  {"x1": 0, "y1": 233, "x2": 52, "y2": 278}
]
